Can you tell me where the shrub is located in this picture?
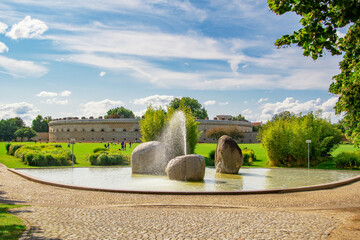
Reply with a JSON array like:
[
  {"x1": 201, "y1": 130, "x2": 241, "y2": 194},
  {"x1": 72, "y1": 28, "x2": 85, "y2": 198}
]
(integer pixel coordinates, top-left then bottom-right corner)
[
  {"x1": 87, "y1": 150, "x2": 129, "y2": 166},
  {"x1": 5, "y1": 142, "x2": 11, "y2": 153},
  {"x1": 54, "y1": 144, "x2": 62, "y2": 148},
  {"x1": 206, "y1": 149, "x2": 216, "y2": 166},
  {"x1": 258, "y1": 111, "x2": 343, "y2": 167},
  {"x1": 334, "y1": 152, "x2": 360, "y2": 169},
  {"x1": 93, "y1": 147, "x2": 108, "y2": 153},
  {"x1": 8, "y1": 144, "x2": 24, "y2": 155},
  {"x1": 242, "y1": 148, "x2": 256, "y2": 166}
]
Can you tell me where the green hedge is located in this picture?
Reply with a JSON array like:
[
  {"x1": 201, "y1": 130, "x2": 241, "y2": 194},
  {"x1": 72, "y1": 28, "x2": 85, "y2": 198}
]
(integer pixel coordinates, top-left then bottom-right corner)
[
  {"x1": 7, "y1": 144, "x2": 76, "y2": 166},
  {"x1": 334, "y1": 152, "x2": 360, "y2": 169},
  {"x1": 88, "y1": 148, "x2": 129, "y2": 166},
  {"x1": 242, "y1": 148, "x2": 256, "y2": 166}
]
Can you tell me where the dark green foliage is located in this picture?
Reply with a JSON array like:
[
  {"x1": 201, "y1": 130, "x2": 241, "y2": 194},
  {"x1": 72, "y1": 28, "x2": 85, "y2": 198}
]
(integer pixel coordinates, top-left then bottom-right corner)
[
  {"x1": 31, "y1": 115, "x2": 51, "y2": 132},
  {"x1": 10, "y1": 144, "x2": 76, "y2": 166},
  {"x1": 268, "y1": 0, "x2": 360, "y2": 146},
  {"x1": 5, "y1": 142, "x2": 11, "y2": 153},
  {"x1": 231, "y1": 114, "x2": 246, "y2": 121},
  {"x1": 105, "y1": 106, "x2": 135, "y2": 119},
  {"x1": 258, "y1": 111, "x2": 343, "y2": 167},
  {"x1": 206, "y1": 149, "x2": 216, "y2": 166},
  {"x1": 206, "y1": 126, "x2": 244, "y2": 141},
  {"x1": 242, "y1": 148, "x2": 256, "y2": 166},
  {"x1": 0, "y1": 117, "x2": 25, "y2": 141},
  {"x1": 334, "y1": 152, "x2": 360, "y2": 169},
  {"x1": 87, "y1": 149, "x2": 129, "y2": 166},
  {"x1": 14, "y1": 127, "x2": 37, "y2": 141},
  {"x1": 169, "y1": 97, "x2": 208, "y2": 119},
  {"x1": 54, "y1": 144, "x2": 62, "y2": 148}
]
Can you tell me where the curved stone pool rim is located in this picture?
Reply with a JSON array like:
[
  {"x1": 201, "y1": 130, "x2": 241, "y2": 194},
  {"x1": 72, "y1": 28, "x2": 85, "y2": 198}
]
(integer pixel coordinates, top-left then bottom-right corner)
[{"x1": 7, "y1": 166, "x2": 360, "y2": 195}]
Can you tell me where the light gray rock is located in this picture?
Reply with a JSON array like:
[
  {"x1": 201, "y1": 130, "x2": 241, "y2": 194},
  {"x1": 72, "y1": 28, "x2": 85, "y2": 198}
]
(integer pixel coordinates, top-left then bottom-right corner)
[
  {"x1": 131, "y1": 141, "x2": 166, "y2": 174},
  {"x1": 215, "y1": 135, "x2": 243, "y2": 174},
  {"x1": 166, "y1": 154, "x2": 205, "y2": 181}
]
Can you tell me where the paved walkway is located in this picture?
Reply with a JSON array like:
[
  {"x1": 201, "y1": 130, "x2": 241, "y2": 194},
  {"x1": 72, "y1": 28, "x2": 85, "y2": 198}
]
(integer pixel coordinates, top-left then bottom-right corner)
[{"x1": 1, "y1": 164, "x2": 360, "y2": 239}]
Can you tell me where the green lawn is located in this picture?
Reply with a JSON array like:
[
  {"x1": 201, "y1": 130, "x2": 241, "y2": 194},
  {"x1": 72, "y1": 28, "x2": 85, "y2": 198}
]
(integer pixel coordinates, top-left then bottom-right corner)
[
  {"x1": 0, "y1": 141, "x2": 358, "y2": 170},
  {"x1": 0, "y1": 204, "x2": 27, "y2": 240}
]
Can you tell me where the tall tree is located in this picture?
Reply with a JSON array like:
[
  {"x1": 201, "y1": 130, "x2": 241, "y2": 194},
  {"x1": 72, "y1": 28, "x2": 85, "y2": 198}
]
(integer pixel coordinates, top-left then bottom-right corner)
[
  {"x1": 231, "y1": 114, "x2": 246, "y2": 121},
  {"x1": 268, "y1": 0, "x2": 360, "y2": 145},
  {"x1": 15, "y1": 127, "x2": 37, "y2": 141},
  {"x1": 168, "y1": 97, "x2": 208, "y2": 119},
  {"x1": 0, "y1": 117, "x2": 25, "y2": 141},
  {"x1": 105, "y1": 107, "x2": 135, "y2": 119},
  {"x1": 32, "y1": 115, "x2": 52, "y2": 132}
]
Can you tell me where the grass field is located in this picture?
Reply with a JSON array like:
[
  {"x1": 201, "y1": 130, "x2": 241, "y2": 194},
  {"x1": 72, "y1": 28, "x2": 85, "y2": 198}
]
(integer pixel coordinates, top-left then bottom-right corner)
[
  {"x1": 0, "y1": 142, "x2": 358, "y2": 169},
  {"x1": 0, "y1": 204, "x2": 27, "y2": 240}
]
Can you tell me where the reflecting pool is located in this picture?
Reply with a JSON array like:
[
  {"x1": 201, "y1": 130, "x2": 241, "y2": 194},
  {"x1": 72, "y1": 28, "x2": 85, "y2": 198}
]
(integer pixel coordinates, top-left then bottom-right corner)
[{"x1": 16, "y1": 167, "x2": 360, "y2": 192}]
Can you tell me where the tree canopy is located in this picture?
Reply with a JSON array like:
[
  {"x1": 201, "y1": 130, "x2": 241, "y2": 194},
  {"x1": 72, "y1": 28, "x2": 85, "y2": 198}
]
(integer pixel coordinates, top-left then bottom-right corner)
[
  {"x1": 206, "y1": 126, "x2": 244, "y2": 141},
  {"x1": 105, "y1": 107, "x2": 135, "y2": 119},
  {"x1": 15, "y1": 127, "x2": 37, "y2": 141},
  {"x1": 231, "y1": 114, "x2": 246, "y2": 121},
  {"x1": 168, "y1": 97, "x2": 208, "y2": 119},
  {"x1": 258, "y1": 111, "x2": 342, "y2": 167},
  {"x1": 268, "y1": 0, "x2": 360, "y2": 146},
  {"x1": 32, "y1": 115, "x2": 52, "y2": 132},
  {"x1": 0, "y1": 117, "x2": 25, "y2": 141}
]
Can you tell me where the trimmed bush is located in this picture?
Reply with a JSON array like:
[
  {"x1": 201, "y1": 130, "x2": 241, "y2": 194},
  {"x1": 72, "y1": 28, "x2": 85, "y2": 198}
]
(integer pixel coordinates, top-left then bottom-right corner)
[
  {"x1": 5, "y1": 142, "x2": 11, "y2": 153},
  {"x1": 93, "y1": 147, "x2": 108, "y2": 153},
  {"x1": 334, "y1": 152, "x2": 360, "y2": 169},
  {"x1": 242, "y1": 148, "x2": 256, "y2": 166},
  {"x1": 87, "y1": 150, "x2": 129, "y2": 166},
  {"x1": 206, "y1": 149, "x2": 216, "y2": 166},
  {"x1": 11, "y1": 145, "x2": 76, "y2": 166},
  {"x1": 8, "y1": 144, "x2": 25, "y2": 155}
]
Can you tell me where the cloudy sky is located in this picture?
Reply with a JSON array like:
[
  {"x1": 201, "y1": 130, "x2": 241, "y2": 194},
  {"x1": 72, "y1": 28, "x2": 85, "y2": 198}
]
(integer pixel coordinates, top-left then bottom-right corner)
[{"x1": 0, "y1": 0, "x2": 343, "y2": 125}]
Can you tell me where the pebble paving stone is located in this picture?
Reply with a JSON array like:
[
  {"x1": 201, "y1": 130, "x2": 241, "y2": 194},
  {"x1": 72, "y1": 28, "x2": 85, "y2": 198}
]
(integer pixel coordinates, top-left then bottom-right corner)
[{"x1": 0, "y1": 164, "x2": 359, "y2": 239}]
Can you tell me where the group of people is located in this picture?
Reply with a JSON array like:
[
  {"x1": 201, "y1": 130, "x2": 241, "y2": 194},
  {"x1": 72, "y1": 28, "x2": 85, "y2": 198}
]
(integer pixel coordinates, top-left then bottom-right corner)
[{"x1": 104, "y1": 141, "x2": 132, "y2": 151}]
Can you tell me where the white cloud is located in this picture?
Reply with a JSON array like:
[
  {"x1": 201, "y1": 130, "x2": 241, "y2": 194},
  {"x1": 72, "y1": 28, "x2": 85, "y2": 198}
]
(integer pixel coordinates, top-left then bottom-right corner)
[
  {"x1": 36, "y1": 91, "x2": 58, "y2": 97},
  {"x1": 80, "y1": 99, "x2": 124, "y2": 117},
  {"x1": 0, "y1": 102, "x2": 39, "y2": 126},
  {"x1": 0, "y1": 55, "x2": 48, "y2": 78},
  {"x1": 258, "y1": 98, "x2": 269, "y2": 103},
  {"x1": 45, "y1": 98, "x2": 69, "y2": 105},
  {"x1": 204, "y1": 100, "x2": 216, "y2": 106},
  {"x1": 0, "y1": 42, "x2": 8, "y2": 53},
  {"x1": 0, "y1": 22, "x2": 8, "y2": 34},
  {"x1": 133, "y1": 108, "x2": 147, "y2": 118},
  {"x1": 6, "y1": 16, "x2": 48, "y2": 40},
  {"x1": 99, "y1": 71, "x2": 106, "y2": 77},
  {"x1": 133, "y1": 95, "x2": 174, "y2": 107},
  {"x1": 219, "y1": 101, "x2": 229, "y2": 106},
  {"x1": 260, "y1": 97, "x2": 339, "y2": 122},
  {"x1": 60, "y1": 90, "x2": 71, "y2": 97}
]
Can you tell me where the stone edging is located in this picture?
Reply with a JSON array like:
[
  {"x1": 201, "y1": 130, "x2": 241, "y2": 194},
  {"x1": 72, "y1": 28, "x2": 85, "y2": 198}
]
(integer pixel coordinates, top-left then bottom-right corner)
[{"x1": 6, "y1": 167, "x2": 360, "y2": 195}]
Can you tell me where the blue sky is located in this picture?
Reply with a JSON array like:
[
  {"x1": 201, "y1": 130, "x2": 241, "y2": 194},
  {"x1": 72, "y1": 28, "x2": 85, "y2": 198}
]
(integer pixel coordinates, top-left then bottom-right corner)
[{"x1": 0, "y1": 0, "x2": 344, "y2": 125}]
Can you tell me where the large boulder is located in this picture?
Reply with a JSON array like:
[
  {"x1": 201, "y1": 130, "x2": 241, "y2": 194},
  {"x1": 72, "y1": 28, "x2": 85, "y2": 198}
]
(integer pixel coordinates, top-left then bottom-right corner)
[
  {"x1": 131, "y1": 141, "x2": 166, "y2": 174},
  {"x1": 215, "y1": 135, "x2": 243, "y2": 174},
  {"x1": 166, "y1": 154, "x2": 205, "y2": 181}
]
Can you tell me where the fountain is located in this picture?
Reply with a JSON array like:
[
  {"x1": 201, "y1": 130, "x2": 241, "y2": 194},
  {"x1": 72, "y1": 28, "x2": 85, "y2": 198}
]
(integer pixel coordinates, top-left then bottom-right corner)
[{"x1": 131, "y1": 111, "x2": 205, "y2": 180}]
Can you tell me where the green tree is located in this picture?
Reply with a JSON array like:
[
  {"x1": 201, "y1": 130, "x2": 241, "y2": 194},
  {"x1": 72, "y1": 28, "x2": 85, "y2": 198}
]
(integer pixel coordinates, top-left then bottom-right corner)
[
  {"x1": 105, "y1": 107, "x2": 134, "y2": 119},
  {"x1": 169, "y1": 97, "x2": 208, "y2": 119},
  {"x1": 139, "y1": 104, "x2": 201, "y2": 154},
  {"x1": 206, "y1": 126, "x2": 244, "y2": 141},
  {"x1": 14, "y1": 127, "x2": 37, "y2": 141},
  {"x1": 268, "y1": 0, "x2": 360, "y2": 146},
  {"x1": 32, "y1": 115, "x2": 51, "y2": 132},
  {"x1": 0, "y1": 117, "x2": 25, "y2": 141},
  {"x1": 139, "y1": 106, "x2": 166, "y2": 142},
  {"x1": 258, "y1": 111, "x2": 343, "y2": 167},
  {"x1": 231, "y1": 114, "x2": 246, "y2": 121}
]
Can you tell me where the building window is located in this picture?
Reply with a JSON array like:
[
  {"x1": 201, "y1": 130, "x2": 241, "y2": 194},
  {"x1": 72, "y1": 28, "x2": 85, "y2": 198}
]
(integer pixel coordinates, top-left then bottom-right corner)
[
  {"x1": 101, "y1": 129, "x2": 105, "y2": 132},
  {"x1": 134, "y1": 129, "x2": 139, "y2": 132},
  {"x1": 123, "y1": 129, "x2": 127, "y2": 132},
  {"x1": 83, "y1": 129, "x2": 85, "y2": 132},
  {"x1": 124, "y1": 138, "x2": 127, "y2": 140},
  {"x1": 91, "y1": 129, "x2": 94, "y2": 132},
  {"x1": 67, "y1": 129, "x2": 70, "y2": 132},
  {"x1": 113, "y1": 129, "x2": 115, "y2": 132}
]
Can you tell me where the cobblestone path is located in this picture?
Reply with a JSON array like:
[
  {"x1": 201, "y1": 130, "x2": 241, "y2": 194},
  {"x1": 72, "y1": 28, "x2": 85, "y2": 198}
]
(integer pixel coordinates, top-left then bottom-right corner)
[{"x1": 1, "y1": 165, "x2": 359, "y2": 239}]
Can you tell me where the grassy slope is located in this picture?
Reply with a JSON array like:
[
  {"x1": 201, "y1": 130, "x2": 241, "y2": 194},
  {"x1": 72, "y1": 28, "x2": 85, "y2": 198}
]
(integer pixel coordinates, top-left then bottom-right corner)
[
  {"x1": 0, "y1": 204, "x2": 27, "y2": 240},
  {"x1": 0, "y1": 142, "x2": 358, "y2": 169}
]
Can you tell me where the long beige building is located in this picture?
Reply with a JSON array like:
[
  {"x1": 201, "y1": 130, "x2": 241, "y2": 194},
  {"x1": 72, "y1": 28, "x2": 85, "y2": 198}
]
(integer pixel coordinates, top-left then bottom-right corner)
[{"x1": 47, "y1": 116, "x2": 258, "y2": 143}]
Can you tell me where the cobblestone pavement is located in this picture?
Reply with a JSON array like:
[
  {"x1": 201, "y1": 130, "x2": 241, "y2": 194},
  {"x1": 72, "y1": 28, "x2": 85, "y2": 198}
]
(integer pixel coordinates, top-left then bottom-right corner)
[{"x1": 1, "y1": 165, "x2": 360, "y2": 239}]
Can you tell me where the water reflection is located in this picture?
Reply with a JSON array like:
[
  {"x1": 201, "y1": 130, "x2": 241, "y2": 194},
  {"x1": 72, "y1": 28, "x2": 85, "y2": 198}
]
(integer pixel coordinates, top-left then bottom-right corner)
[{"x1": 16, "y1": 167, "x2": 360, "y2": 192}]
